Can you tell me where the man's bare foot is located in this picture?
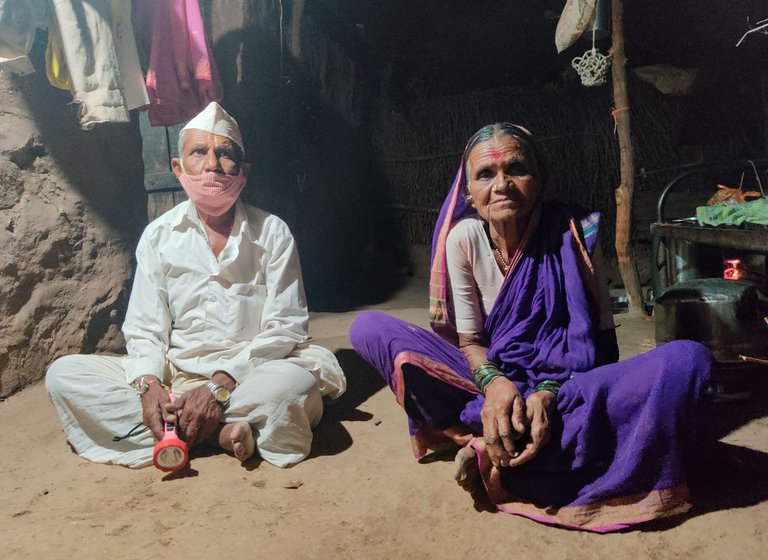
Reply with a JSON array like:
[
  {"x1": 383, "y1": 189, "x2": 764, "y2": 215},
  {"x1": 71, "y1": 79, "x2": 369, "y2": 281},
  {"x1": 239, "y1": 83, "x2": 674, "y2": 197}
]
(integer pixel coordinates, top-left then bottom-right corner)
[
  {"x1": 217, "y1": 422, "x2": 256, "y2": 462},
  {"x1": 454, "y1": 444, "x2": 479, "y2": 488}
]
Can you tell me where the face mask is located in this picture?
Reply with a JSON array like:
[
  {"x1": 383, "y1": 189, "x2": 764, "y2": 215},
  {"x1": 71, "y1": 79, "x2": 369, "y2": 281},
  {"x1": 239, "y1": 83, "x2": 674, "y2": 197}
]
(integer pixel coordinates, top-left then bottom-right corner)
[{"x1": 177, "y1": 171, "x2": 246, "y2": 217}]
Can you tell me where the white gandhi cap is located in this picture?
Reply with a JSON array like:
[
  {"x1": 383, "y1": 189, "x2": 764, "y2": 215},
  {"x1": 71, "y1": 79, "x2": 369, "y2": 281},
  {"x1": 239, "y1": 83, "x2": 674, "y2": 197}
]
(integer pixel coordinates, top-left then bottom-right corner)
[{"x1": 181, "y1": 102, "x2": 244, "y2": 154}]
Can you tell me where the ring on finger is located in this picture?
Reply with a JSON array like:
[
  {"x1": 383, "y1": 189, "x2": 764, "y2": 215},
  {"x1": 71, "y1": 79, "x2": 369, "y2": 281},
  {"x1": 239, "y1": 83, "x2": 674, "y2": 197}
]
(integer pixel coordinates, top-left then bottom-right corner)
[{"x1": 483, "y1": 437, "x2": 498, "y2": 445}]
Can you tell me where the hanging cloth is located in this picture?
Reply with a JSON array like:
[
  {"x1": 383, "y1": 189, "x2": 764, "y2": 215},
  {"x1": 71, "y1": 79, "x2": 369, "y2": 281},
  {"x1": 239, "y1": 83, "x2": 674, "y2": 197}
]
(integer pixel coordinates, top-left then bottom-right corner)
[
  {"x1": 45, "y1": 18, "x2": 71, "y2": 90},
  {"x1": 133, "y1": 0, "x2": 223, "y2": 127},
  {"x1": 50, "y1": 0, "x2": 148, "y2": 129},
  {"x1": 555, "y1": 0, "x2": 597, "y2": 53}
]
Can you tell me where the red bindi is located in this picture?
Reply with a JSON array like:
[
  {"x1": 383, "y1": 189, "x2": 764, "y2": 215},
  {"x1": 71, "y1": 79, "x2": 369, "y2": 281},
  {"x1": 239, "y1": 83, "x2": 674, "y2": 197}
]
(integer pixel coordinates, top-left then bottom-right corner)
[{"x1": 490, "y1": 150, "x2": 503, "y2": 161}]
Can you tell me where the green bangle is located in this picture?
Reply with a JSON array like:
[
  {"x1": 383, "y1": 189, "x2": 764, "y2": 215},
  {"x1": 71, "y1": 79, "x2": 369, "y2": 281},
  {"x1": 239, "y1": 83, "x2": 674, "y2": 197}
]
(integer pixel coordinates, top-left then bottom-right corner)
[
  {"x1": 477, "y1": 371, "x2": 503, "y2": 393},
  {"x1": 472, "y1": 361, "x2": 500, "y2": 376},
  {"x1": 533, "y1": 380, "x2": 562, "y2": 397},
  {"x1": 472, "y1": 361, "x2": 501, "y2": 389}
]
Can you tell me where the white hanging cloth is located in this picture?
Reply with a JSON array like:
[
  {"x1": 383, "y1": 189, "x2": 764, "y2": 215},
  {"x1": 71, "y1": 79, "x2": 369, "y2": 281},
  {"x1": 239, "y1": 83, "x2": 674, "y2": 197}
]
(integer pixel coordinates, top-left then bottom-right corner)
[
  {"x1": 555, "y1": 0, "x2": 597, "y2": 53},
  {"x1": 50, "y1": 0, "x2": 148, "y2": 129}
]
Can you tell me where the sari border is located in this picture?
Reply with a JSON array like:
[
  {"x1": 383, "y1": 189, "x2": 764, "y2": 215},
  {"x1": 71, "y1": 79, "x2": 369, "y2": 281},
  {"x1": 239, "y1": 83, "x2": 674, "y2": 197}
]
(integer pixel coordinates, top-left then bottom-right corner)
[
  {"x1": 392, "y1": 351, "x2": 479, "y2": 409},
  {"x1": 470, "y1": 438, "x2": 691, "y2": 533},
  {"x1": 428, "y1": 169, "x2": 465, "y2": 327},
  {"x1": 569, "y1": 216, "x2": 603, "y2": 326},
  {"x1": 391, "y1": 351, "x2": 479, "y2": 459},
  {"x1": 494, "y1": 203, "x2": 542, "y2": 293}
]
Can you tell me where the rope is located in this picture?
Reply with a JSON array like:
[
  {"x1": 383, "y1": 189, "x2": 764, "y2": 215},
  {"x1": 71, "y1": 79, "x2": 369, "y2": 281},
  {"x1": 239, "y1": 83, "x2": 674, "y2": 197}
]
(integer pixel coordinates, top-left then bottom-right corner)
[
  {"x1": 112, "y1": 422, "x2": 148, "y2": 442},
  {"x1": 748, "y1": 160, "x2": 766, "y2": 196},
  {"x1": 611, "y1": 106, "x2": 629, "y2": 133}
]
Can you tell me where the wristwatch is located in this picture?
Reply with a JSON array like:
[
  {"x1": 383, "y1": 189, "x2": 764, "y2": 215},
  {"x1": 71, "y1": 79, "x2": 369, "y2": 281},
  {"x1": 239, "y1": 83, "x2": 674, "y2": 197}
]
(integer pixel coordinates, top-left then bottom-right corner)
[
  {"x1": 130, "y1": 376, "x2": 160, "y2": 395},
  {"x1": 205, "y1": 381, "x2": 231, "y2": 409}
]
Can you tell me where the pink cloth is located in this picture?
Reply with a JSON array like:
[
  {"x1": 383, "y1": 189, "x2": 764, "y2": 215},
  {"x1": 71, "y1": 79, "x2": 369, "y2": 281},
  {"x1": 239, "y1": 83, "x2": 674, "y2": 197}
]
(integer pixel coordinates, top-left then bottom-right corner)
[
  {"x1": 178, "y1": 171, "x2": 246, "y2": 217},
  {"x1": 133, "y1": 0, "x2": 222, "y2": 127}
]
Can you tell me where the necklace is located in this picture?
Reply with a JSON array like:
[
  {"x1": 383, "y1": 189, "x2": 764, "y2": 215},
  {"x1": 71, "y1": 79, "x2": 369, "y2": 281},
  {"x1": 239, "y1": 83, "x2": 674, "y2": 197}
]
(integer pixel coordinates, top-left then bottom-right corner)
[{"x1": 494, "y1": 247, "x2": 510, "y2": 275}]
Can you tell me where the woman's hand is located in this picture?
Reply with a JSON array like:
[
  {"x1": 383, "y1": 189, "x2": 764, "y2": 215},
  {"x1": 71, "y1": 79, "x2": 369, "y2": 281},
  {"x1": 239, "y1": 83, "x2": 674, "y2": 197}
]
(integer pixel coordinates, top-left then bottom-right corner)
[
  {"x1": 481, "y1": 377, "x2": 528, "y2": 467},
  {"x1": 507, "y1": 390, "x2": 557, "y2": 467}
]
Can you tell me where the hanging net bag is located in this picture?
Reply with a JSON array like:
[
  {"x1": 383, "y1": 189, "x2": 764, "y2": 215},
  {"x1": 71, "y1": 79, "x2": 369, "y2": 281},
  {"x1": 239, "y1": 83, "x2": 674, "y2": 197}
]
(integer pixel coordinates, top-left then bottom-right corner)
[{"x1": 572, "y1": 30, "x2": 612, "y2": 87}]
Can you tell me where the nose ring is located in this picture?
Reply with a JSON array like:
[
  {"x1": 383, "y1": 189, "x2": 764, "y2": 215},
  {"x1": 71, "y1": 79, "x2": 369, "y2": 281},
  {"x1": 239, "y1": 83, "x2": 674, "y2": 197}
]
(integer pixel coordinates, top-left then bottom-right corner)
[{"x1": 492, "y1": 184, "x2": 500, "y2": 193}]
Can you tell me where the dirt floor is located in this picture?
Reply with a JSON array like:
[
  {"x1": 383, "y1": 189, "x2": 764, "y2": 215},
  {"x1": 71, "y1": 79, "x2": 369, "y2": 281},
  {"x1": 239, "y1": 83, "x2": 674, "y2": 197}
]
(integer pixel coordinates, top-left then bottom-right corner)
[{"x1": 2, "y1": 274, "x2": 768, "y2": 560}]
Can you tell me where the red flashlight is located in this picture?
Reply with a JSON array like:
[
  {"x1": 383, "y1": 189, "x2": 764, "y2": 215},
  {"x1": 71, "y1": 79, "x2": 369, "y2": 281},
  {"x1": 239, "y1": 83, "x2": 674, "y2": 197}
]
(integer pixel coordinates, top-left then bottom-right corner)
[{"x1": 152, "y1": 393, "x2": 188, "y2": 472}]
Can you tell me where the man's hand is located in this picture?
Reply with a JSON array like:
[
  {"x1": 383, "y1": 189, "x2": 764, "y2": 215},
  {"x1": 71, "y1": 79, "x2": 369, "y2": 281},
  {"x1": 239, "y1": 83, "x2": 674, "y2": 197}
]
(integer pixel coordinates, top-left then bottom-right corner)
[
  {"x1": 507, "y1": 390, "x2": 557, "y2": 468},
  {"x1": 480, "y1": 377, "x2": 528, "y2": 468},
  {"x1": 166, "y1": 385, "x2": 223, "y2": 448},
  {"x1": 139, "y1": 376, "x2": 172, "y2": 441},
  {"x1": 211, "y1": 370, "x2": 237, "y2": 392}
]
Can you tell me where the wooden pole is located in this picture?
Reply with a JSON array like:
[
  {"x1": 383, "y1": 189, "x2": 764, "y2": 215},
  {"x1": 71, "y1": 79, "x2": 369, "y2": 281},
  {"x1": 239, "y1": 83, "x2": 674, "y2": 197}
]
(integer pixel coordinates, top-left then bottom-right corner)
[
  {"x1": 763, "y1": 70, "x2": 768, "y2": 154},
  {"x1": 610, "y1": 0, "x2": 645, "y2": 315},
  {"x1": 289, "y1": 0, "x2": 305, "y2": 58}
]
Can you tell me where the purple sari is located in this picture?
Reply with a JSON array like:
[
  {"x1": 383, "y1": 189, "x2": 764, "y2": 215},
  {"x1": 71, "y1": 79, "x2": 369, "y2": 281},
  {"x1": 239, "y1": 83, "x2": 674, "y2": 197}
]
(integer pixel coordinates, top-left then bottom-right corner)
[{"x1": 350, "y1": 167, "x2": 711, "y2": 532}]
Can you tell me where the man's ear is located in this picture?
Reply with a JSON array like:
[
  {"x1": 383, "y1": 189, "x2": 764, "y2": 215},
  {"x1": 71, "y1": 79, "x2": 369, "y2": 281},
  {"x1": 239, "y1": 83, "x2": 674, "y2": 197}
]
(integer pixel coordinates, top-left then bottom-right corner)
[{"x1": 171, "y1": 158, "x2": 183, "y2": 178}]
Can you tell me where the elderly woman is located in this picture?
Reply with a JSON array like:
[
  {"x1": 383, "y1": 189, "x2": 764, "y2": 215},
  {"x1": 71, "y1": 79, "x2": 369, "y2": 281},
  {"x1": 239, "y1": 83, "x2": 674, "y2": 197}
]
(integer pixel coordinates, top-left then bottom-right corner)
[{"x1": 350, "y1": 123, "x2": 711, "y2": 532}]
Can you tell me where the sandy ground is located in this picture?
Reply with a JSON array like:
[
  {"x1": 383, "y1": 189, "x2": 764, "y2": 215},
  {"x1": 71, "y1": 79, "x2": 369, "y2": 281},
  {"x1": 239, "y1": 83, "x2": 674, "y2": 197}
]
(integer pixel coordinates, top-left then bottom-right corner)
[{"x1": 2, "y1": 276, "x2": 768, "y2": 560}]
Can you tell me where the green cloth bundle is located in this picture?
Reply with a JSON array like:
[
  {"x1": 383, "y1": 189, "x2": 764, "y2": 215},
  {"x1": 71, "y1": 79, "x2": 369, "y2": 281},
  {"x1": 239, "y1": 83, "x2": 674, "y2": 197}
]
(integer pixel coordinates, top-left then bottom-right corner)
[{"x1": 696, "y1": 197, "x2": 768, "y2": 227}]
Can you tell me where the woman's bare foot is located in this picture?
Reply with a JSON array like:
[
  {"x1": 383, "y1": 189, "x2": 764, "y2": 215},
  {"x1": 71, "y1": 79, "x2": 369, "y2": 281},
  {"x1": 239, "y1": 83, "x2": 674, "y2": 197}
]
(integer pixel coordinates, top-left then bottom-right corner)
[
  {"x1": 454, "y1": 444, "x2": 479, "y2": 488},
  {"x1": 443, "y1": 426, "x2": 474, "y2": 448},
  {"x1": 216, "y1": 422, "x2": 256, "y2": 462}
]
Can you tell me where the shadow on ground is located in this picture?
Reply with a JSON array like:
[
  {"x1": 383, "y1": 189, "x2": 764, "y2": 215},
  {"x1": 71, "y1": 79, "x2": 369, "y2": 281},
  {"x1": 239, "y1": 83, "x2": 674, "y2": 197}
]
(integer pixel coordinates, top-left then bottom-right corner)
[
  {"x1": 690, "y1": 441, "x2": 768, "y2": 512},
  {"x1": 640, "y1": 389, "x2": 768, "y2": 531},
  {"x1": 688, "y1": 389, "x2": 768, "y2": 516},
  {"x1": 701, "y1": 381, "x2": 768, "y2": 441},
  {"x1": 307, "y1": 349, "x2": 386, "y2": 460},
  {"x1": 640, "y1": 439, "x2": 768, "y2": 532}
]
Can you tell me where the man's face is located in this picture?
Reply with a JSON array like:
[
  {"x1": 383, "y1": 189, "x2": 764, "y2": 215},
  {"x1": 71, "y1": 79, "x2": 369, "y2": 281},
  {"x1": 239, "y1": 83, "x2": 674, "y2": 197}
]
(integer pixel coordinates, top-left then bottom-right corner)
[{"x1": 172, "y1": 129, "x2": 243, "y2": 177}]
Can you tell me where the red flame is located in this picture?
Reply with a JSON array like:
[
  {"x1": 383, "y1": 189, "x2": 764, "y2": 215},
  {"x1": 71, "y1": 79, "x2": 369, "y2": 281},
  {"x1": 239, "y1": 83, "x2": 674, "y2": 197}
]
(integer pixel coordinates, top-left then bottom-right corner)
[{"x1": 723, "y1": 259, "x2": 744, "y2": 280}]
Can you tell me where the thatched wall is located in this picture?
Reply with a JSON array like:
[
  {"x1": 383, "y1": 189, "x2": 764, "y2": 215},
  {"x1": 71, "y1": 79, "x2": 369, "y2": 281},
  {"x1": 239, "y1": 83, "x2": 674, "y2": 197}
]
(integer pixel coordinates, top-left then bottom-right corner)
[{"x1": 371, "y1": 80, "x2": 698, "y2": 283}]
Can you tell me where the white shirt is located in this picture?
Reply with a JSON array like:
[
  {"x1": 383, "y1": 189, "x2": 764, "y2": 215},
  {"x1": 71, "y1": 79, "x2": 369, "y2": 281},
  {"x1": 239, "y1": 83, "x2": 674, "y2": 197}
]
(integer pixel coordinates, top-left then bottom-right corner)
[
  {"x1": 123, "y1": 200, "x2": 309, "y2": 383},
  {"x1": 446, "y1": 217, "x2": 505, "y2": 334},
  {"x1": 446, "y1": 216, "x2": 614, "y2": 334}
]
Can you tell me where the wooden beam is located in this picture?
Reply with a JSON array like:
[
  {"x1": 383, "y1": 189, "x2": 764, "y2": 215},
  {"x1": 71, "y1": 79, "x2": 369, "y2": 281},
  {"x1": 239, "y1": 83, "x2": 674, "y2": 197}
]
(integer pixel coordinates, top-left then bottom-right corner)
[
  {"x1": 290, "y1": 0, "x2": 305, "y2": 58},
  {"x1": 611, "y1": 0, "x2": 646, "y2": 316}
]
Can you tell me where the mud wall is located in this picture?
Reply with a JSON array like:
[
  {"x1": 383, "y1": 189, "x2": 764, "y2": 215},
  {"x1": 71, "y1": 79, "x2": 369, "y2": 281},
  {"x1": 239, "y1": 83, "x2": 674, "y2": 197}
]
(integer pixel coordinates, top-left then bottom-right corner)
[
  {"x1": 0, "y1": 67, "x2": 145, "y2": 397},
  {"x1": 0, "y1": 1, "x2": 392, "y2": 394}
]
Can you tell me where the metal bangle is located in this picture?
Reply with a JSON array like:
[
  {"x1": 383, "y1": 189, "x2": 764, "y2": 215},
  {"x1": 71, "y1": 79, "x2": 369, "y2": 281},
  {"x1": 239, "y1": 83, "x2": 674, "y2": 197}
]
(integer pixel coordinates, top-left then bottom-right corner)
[
  {"x1": 472, "y1": 361, "x2": 501, "y2": 386},
  {"x1": 532, "y1": 380, "x2": 562, "y2": 396}
]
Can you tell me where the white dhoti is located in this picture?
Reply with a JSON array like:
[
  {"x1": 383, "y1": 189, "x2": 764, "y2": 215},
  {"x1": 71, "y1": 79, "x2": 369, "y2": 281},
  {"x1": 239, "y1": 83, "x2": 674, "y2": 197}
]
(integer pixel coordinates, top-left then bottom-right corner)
[{"x1": 45, "y1": 343, "x2": 343, "y2": 468}]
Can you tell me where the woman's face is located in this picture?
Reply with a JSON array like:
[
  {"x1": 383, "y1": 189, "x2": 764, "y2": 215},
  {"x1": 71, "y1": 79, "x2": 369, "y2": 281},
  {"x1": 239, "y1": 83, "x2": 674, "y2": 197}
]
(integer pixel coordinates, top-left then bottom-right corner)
[{"x1": 465, "y1": 134, "x2": 541, "y2": 225}]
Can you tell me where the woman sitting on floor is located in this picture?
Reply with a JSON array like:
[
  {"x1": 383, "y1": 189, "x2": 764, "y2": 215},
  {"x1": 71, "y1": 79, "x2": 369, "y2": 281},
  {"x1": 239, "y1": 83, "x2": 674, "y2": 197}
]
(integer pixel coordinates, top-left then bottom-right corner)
[{"x1": 350, "y1": 123, "x2": 712, "y2": 532}]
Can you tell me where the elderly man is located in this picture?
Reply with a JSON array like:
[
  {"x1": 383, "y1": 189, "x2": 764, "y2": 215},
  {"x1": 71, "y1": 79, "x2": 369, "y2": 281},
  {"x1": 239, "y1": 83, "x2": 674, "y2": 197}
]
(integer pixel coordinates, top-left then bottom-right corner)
[{"x1": 46, "y1": 102, "x2": 346, "y2": 468}]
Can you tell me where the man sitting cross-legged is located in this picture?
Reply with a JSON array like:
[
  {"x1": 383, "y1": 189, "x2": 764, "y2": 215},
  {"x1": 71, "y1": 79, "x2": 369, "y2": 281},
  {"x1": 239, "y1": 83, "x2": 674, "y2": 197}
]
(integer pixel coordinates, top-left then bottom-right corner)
[{"x1": 46, "y1": 102, "x2": 346, "y2": 468}]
